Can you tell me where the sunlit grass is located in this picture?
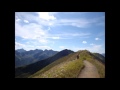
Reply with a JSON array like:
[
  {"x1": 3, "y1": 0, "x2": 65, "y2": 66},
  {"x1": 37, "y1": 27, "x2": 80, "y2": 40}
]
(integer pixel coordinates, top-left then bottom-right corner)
[
  {"x1": 29, "y1": 50, "x2": 105, "y2": 78},
  {"x1": 29, "y1": 52, "x2": 84, "y2": 78},
  {"x1": 78, "y1": 50, "x2": 105, "y2": 78}
]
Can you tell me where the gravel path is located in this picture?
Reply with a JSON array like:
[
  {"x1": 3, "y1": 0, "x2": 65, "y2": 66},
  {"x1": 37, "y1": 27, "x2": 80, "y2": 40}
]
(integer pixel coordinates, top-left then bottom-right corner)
[{"x1": 78, "y1": 60, "x2": 100, "y2": 78}]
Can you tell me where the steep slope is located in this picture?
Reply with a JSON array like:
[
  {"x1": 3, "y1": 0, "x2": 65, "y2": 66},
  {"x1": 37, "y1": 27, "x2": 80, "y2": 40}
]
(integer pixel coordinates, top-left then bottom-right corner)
[
  {"x1": 15, "y1": 49, "x2": 58, "y2": 68},
  {"x1": 29, "y1": 50, "x2": 105, "y2": 78},
  {"x1": 15, "y1": 49, "x2": 74, "y2": 78},
  {"x1": 93, "y1": 53, "x2": 105, "y2": 64},
  {"x1": 101, "y1": 53, "x2": 105, "y2": 57},
  {"x1": 29, "y1": 51, "x2": 83, "y2": 78},
  {"x1": 78, "y1": 50, "x2": 105, "y2": 78}
]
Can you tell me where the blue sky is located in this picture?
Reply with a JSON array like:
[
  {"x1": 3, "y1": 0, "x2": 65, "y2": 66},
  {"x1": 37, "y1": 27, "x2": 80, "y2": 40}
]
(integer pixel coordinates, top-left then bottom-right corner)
[{"x1": 15, "y1": 12, "x2": 105, "y2": 53}]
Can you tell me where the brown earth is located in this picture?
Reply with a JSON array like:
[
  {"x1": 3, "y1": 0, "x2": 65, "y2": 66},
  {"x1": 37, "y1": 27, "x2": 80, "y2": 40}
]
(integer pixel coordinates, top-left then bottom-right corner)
[{"x1": 78, "y1": 60, "x2": 100, "y2": 78}]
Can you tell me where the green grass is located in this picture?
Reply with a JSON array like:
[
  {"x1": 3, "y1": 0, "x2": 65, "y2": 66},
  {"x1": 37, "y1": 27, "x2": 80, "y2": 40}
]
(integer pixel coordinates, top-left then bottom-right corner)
[
  {"x1": 30, "y1": 59, "x2": 83, "y2": 78},
  {"x1": 78, "y1": 50, "x2": 105, "y2": 78},
  {"x1": 29, "y1": 50, "x2": 105, "y2": 78},
  {"x1": 87, "y1": 58, "x2": 105, "y2": 78},
  {"x1": 29, "y1": 52, "x2": 84, "y2": 78}
]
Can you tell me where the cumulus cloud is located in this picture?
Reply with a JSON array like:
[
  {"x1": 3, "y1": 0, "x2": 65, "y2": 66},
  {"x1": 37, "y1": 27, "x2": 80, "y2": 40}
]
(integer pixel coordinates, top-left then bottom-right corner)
[
  {"x1": 16, "y1": 19, "x2": 21, "y2": 22},
  {"x1": 15, "y1": 12, "x2": 104, "y2": 52},
  {"x1": 16, "y1": 12, "x2": 104, "y2": 29},
  {"x1": 24, "y1": 20, "x2": 29, "y2": 23},
  {"x1": 95, "y1": 38, "x2": 101, "y2": 40},
  {"x1": 82, "y1": 41, "x2": 87, "y2": 44},
  {"x1": 15, "y1": 22, "x2": 48, "y2": 44},
  {"x1": 37, "y1": 12, "x2": 56, "y2": 21},
  {"x1": 51, "y1": 37, "x2": 60, "y2": 39}
]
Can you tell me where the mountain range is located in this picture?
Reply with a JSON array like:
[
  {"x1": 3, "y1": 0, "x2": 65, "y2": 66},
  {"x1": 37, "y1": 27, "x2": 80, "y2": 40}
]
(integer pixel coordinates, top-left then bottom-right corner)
[
  {"x1": 28, "y1": 50, "x2": 105, "y2": 78},
  {"x1": 15, "y1": 49, "x2": 74, "y2": 78},
  {"x1": 93, "y1": 53, "x2": 105, "y2": 64},
  {"x1": 15, "y1": 49, "x2": 58, "y2": 68},
  {"x1": 15, "y1": 49, "x2": 105, "y2": 78},
  {"x1": 16, "y1": 48, "x2": 26, "y2": 53}
]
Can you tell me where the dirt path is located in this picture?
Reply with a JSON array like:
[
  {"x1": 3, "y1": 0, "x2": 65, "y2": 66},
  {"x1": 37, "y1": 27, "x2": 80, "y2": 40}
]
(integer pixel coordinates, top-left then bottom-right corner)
[{"x1": 78, "y1": 60, "x2": 100, "y2": 78}]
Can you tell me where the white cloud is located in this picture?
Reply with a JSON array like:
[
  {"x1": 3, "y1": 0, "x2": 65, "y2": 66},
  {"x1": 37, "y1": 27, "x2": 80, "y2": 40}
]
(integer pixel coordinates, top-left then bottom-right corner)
[
  {"x1": 53, "y1": 33, "x2": 91, "y2": 39},
  {"x1": 55, "y1": 16, "x2": 104, "y2": 28},
  {"x1": 15, "y1": 12, "x2": 104, "y2": 52},
  {"x1": 26, "y1": 42, "x2": 30, "y2": 44},
  {"x1": 51, "y1": 37, "x2": 60, "y2": 39},
  {"x1": 67, "y1": 33, "x2": 90, "y2": 37},
  {"x1": 72, "y1": 44, "x2": 104, "y2": 53},
  {"x1": 95, "y1": 38, "x2": 101, "y2": 40},
  {"x1": 15, "y1": 42, "x2": 25, "y2": 49},
  {"x1": 46, "y1": 36, "x2": 69, "y2": 39},
  {"x1": 24, "y1": 20, "x2": 29, "y2": 23},
  {"x1": 15, "y1": 22, "x2": 48, "y2": 44},
  {"x1": 15, "y1": 41, "x2": 51, "y2": 51},
  {"x1": 37, "y1": 12, "x2": 56, "y2": 21},
  {"x1": 59, "y1": 46, "x2": 65, "y2": 49},
  {"x1": 57, "y1": 19, "x2": 90, "y2": 28},
  {"x1": 16, "y1": 19, "x2": 21, "y2": 22},
  {"x1": 82, "y1": 41, "x2": 87, "y2": 44},
  {"x1": 15, "y1": 12, "x2": 104, "y2": 29},
  {"x1": 38, "y1": 39, "x2": 48, "y2": 43}
]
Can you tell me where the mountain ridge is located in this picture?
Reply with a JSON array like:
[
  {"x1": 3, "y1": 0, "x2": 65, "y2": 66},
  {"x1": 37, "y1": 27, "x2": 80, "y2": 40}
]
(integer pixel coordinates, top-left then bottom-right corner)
[
  {"x1": 29, "y1": 50, "x2": 105, "y2": 78},
  {"x1": 15, "y1": 49, "x2": 58, "y2": 68},
  {"x1": 15, "y1": 49, "x2": 74, "y2": 78}
]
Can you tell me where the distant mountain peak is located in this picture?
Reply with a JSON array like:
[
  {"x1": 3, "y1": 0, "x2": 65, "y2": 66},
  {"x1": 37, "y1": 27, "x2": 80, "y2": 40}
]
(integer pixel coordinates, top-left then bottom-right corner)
[
  {"x1": 101, "y1": 53, "x2": 105, "y2": 57},
  {"x1": 16, "y1": 48, "x2": 26, "y2": 53},
  {"x1": 17, "y1": 48, "x2": 24, "y2": 50}
]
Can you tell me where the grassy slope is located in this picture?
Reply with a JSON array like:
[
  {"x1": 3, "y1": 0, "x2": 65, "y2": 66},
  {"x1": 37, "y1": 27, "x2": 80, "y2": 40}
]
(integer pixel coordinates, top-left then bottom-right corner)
[
  {"x1": 78, "y1": 50, "x2": 105, "y2": 78},
  {"x1": 15, "y1": 50, "x2": 74, "y2": 78},
  {"x1": 29, "y1": 52, "x2": 84, "y2": 78},
  {"x1": 29, "y1": 50, "x2": 105, "y2": 78}
]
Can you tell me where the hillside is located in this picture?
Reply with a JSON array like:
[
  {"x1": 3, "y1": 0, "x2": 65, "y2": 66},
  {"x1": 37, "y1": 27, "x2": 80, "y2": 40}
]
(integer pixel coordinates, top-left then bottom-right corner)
[
  {"x1": 15, "y1": 49, "x2": 74, "y2": 78},
  {"x1": 29, "y1": 50, "x2": 105, "y2": 78},
  {"x1": 15, "y1": 49, "x2": 58, "y2": 68},
  {"x1": 93, "y1": 53, "x2": 105, "y2": 64},
  {"x1": 101, "y1": 53, "x2": 105, "y2": 57}
]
